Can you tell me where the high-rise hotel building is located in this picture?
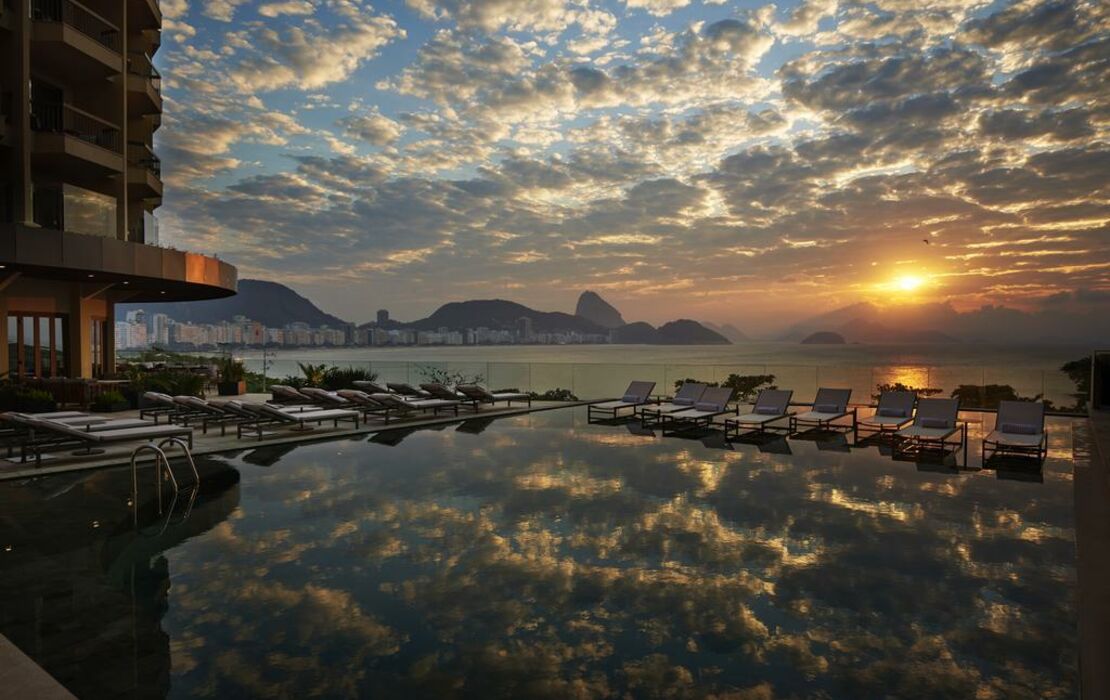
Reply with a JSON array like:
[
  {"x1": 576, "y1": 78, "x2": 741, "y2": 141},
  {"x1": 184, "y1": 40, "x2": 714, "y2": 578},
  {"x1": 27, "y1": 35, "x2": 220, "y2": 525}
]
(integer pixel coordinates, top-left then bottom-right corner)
[{"x1": 0, "y1": 0, "x2": 235, "y2": 378}]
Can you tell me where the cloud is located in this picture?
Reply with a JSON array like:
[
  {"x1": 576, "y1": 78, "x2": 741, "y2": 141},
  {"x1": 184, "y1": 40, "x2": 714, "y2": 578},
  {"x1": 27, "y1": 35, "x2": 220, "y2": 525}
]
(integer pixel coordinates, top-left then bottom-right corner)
[
  {"x1": 341, "y1": 108, "x2": 404, "y2": 145},
  {"x1": 229, "y1": 14, "x2": 405, "y2": 91}
]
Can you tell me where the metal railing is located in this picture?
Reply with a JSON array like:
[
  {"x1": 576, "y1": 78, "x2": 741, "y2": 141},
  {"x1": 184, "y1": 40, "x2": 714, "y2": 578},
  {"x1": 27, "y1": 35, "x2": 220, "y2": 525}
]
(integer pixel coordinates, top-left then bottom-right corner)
[
  {"x1": 31, "y1": 102, "x2": 121, "y2": 153},
  {"x1": 128, "y1": 51, "x2": 161, "y2": 92},
  {"x1": 128, "y1": 141, "x2": 161, "y2": 176},
  {"x1": 31, "y1": 0, "x2": 121, "y2": 53}
]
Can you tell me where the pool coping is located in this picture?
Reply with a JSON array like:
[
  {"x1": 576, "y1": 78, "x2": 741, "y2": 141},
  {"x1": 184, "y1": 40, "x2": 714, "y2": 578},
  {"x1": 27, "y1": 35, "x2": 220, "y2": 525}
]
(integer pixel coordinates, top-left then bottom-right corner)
[
  {"x1": 0, "y1": 399, "x2": 592, "y2": 482},
  {"x1": 0, "y1": 633, "x2": 76, "y2": 700}
]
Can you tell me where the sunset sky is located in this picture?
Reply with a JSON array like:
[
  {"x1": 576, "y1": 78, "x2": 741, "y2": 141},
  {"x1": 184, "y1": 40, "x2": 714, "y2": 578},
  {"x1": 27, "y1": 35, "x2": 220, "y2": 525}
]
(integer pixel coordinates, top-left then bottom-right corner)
[{"x1": 154, "y1": 0, "x2": 1109, "y2": 332}]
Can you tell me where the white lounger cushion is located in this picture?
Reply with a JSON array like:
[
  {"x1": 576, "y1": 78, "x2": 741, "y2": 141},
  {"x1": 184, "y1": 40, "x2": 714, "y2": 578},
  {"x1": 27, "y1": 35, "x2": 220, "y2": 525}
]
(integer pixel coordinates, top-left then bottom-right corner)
[
  {"x1": 861, "y1": 414, "x2": 912, "y2": 426},
  {"x1": 592, "y1": 399, "x2": 641, "y2": 410},
  {"x1": 735, "y1": 412, "x2": 787, "y2": 424}
]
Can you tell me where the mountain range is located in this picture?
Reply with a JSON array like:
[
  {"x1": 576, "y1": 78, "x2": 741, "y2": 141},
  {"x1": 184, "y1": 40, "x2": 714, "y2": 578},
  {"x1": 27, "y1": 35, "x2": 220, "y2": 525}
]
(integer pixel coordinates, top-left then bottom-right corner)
[
  {"x1": 121, "y1": 279, "x2": 348, "y2": 328},
  {"x1": 120, "y1": 281, "x2": 731, "y2": 344},
  {"x1": 780, "y1": 301, "x2": 1110, "y2": 345}
]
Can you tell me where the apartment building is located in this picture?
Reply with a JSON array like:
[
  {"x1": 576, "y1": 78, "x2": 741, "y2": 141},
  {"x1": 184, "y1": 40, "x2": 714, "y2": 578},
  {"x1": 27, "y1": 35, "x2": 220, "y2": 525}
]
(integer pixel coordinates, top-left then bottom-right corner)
[{"x1": 0, "y1": 0, "x2": 236, "y2": 378}]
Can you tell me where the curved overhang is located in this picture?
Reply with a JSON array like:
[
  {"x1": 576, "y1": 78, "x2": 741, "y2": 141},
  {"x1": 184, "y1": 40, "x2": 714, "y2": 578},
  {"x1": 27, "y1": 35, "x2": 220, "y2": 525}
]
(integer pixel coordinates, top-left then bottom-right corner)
[{"x1": 0, "y1": 223, "x2": 237, "y2": 302}]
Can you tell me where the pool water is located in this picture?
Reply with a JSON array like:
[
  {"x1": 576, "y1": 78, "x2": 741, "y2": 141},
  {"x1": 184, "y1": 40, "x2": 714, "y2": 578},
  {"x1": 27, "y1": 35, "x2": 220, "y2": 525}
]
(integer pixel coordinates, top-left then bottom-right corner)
[{"x1": 0, "y1": 407, "x2": 1081, "y2": 698}]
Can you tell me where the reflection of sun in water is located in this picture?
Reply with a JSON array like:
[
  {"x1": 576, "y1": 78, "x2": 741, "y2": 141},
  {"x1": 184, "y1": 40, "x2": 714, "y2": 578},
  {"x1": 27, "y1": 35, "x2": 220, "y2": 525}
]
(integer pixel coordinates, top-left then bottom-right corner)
[{"x1": 896, "y1": 275, "x2": 924, "y2": 292}]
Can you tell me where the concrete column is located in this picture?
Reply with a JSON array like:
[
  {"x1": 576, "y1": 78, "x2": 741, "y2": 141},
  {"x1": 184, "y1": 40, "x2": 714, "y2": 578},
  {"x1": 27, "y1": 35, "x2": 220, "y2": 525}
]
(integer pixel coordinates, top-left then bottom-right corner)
[{"x1": 12, "y1": 0, "x2": 33, "y2": 224}]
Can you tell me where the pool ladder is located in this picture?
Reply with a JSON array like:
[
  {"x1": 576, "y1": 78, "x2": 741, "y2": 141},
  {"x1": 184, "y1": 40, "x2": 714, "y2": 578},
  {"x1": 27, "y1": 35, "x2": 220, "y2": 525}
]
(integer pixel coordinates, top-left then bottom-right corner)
[{"x1": 130, "y1": 438, "x2": 200, "y2": 529}]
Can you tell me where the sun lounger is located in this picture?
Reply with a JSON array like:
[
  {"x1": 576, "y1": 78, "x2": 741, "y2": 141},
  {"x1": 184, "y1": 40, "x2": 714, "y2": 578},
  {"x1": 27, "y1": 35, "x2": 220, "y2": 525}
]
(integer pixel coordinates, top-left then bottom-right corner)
[
  {"x1": 353, "y1": 380, "x2": 394, "y2": 395},
  {"x1": 661, "y1": 386, "x2": 737, "y2": 431},
  {"x1": 724, "y1": 389, "x2": 794, "y2": 438},
  {"x1": 234, "y1": 402, "x2": 360, "y2": 440},
  {"x1": 420, "y1": 383, "x2": 475, "y2": 409},
  {"x1": 269, "y1": 384, "x2": 317, "y2": 405},
  {"x1": 171, "y1": 396, "x2": 257, "y2": 436},
  {"x1": 15, "y1": 415, "x2": 193, "y2": 463},
  {"x1": 790, "y1": 388, "x2": 855, "y2": 434},
  {"x1": 638, "y1": 382, "x2": 707, "y2": 424},
  {"x1": 858, "y1": 390, "x2": 916, "y2": 439},
  {"x1": 298, "y1": 387, "x2": 357, "y2": 409},
  {"x1": 893, "y1": 397, "x2": 966, "y2": 458},
  {"x1": 335, "y1": 390, "x2": 405, "y2": 422},
  {"x1": 369, "y1": 393, "x2": 460, "y2": 416},
  {"x1": 982, "y1": 400, "x2": 1047, "y2": 462},
  {"x1": 140, "y1": 392, "x2": 180, "y2": 423},
  {"x1": 1, "y1": 412, "x2": 159, "y2": 460},
  {"x1": 587, "y1": 381, "x2": 656, "y2": 421},
  {"x1": 387, "y1": 382, "x2": 432, "y2": 398},
  {"x1": 456, "y1": 384, "x2": 532, "y2": 407}
]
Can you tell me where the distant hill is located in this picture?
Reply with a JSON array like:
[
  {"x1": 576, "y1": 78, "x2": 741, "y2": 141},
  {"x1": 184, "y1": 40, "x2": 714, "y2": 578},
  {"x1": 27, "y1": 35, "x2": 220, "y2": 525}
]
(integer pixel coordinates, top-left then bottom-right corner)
[
  {"x1": 611, "y1": 321, "x2": 660, "y2": 343},
  {"x1": 575, "y1": 291, "x2": 625, "y2": 328},
  {"x1": 409, "y1": 300, "x2": 606, "y2": 334},
  {"x1": 702, "y1": 321, "x2": 749, "y2": 342},
  {"x1": 609, "y1": 319, "x2": 729, "y2": 344},
  {"x1": 801, "y1": 331, "x2": 846, "y2": 344},
  {"x1": 118, "y1": 279, "x2": 348, "y2": 328},
  {"x1": 780, "y1": 299, "x2": 1110, "y2": 345},
  {"x1": 658, "y1": 320, "x2": 730, "y2": 344},
  {"x1": 837, "y1": 318, "x2": 959, "y2": 344}
]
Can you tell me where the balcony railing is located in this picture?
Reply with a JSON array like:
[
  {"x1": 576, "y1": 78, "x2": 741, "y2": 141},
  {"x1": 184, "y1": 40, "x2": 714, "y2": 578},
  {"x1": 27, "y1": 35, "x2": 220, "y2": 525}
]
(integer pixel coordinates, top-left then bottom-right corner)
[
  {"x1": 128, "y1": 51, "x2": 162, "y2": 92},
  {"x1": 31, "y1": 102, "x2": 122, "y2": 153},
  {"x1": 31, "y1": 0, "x2": 121, "y2": 53},
  {"x1": 128, "y1": 141, "x2": 161, "y2": 176}
]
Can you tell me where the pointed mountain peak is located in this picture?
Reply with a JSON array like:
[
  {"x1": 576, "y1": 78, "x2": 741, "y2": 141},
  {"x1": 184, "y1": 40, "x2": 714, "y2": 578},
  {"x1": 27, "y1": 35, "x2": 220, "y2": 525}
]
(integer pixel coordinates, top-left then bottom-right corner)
[{"x1": 575, "y1": 291, "x2": 625, "y2": 329}]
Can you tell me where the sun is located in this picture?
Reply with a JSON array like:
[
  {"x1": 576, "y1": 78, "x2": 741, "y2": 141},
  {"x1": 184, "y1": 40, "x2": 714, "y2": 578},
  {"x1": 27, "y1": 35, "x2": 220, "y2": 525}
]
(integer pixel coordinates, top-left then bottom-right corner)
[{"x1": 896, "y1": 275, "x2": 924, "y2": 292}]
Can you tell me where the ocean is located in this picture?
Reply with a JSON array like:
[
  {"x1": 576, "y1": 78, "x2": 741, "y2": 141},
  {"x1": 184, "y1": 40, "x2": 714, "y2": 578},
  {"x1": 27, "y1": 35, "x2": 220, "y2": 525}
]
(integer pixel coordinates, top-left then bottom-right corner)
[{"x1": 236, "y1": 342, "x2": 1095, "y2": 408}]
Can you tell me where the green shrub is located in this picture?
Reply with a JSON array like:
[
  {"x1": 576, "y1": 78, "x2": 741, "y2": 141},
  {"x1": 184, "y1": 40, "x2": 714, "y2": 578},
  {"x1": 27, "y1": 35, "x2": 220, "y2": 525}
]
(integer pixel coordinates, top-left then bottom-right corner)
[
  {"x1": 134, "y1": 371, "x2": 206, "y2": 397},
  {"x1": 1060, "y1": 356, "x2": 1090, "y2": 412},
  {"x1": 217, "y1": 356, "x2": 246, "y2": 382},
  {"x1": 0, "y1": 384, "x2": 57, "y2": 412},
  {"x1": 872, "y1": 382, "x2": 943, "y2": 401},
  {"x1": 93, "y1": 390, "x2": 128, "y2": 410},
  {"x1": 320, "y1": 367, "x2": 378, "y2": 391},
  {"x1": 529, "y1": 388, "x2": 578, "y2": 401},
  {"x1": 950, "y1": 384, "x2": 1044, "y2": 409},
  {"x1": 672, "y1": 374, "x2": 776, "y2": 402},
  {"x1": 416, "y1": 365, "x2": 484, "y2": 387},
  {"x1": 278, "y1": 375, "x2": 308, "y2": 389}
]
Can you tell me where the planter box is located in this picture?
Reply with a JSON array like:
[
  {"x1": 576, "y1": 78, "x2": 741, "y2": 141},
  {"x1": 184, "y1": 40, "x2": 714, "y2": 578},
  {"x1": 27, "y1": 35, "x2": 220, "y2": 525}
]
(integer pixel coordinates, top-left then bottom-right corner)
[{"x1": 217, "y1": 380, "x2": 247, "y2": 396}]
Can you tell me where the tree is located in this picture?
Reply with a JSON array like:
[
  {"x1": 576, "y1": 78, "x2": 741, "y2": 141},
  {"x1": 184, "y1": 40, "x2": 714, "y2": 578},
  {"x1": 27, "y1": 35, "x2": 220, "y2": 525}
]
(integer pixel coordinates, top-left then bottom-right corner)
[
  {"x1": 872, "y1": 382, "x2": 943, "y2": 401},
  {"x1": 1060, "y1": 356, "x2": 1091, "y2": 412}
]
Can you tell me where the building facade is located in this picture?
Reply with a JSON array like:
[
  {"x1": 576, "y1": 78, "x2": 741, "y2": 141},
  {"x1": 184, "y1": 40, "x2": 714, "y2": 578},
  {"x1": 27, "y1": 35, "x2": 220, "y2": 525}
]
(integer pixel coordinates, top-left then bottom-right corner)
[{"x1": 0, "y1": 0, "x2": 236, "y2": 378}]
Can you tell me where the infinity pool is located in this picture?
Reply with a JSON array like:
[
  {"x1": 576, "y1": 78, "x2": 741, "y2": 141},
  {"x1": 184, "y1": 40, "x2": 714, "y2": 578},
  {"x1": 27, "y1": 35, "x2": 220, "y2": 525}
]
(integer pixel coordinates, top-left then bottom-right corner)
[{"x1": 0, "y1": 407, "x2": 1081, "y2": 698}]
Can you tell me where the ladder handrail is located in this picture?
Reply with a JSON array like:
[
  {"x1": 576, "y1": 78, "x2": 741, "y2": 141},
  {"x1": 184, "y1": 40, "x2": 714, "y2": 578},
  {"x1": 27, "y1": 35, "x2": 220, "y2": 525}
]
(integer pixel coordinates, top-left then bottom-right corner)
[{"x1": 129, "y1": 438, "x2": 199, "y2": 530}]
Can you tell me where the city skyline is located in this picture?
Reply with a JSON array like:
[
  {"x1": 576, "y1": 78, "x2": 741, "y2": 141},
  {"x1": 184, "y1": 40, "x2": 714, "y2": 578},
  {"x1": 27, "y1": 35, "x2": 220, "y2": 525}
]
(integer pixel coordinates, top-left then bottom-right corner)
[{"x1": 151, "y1": 0, "x2": 1109, "y2": 335}]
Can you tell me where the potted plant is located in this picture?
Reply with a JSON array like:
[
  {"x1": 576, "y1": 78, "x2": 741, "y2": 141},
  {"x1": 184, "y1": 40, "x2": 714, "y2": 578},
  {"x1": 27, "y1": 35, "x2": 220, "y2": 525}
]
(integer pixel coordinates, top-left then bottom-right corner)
[
  {"x1": 92, "y1": 390, "x2": 130, "y2": 413},
  {"x1": 217, "y1": 356, "x2": 247, "y2": 396}
]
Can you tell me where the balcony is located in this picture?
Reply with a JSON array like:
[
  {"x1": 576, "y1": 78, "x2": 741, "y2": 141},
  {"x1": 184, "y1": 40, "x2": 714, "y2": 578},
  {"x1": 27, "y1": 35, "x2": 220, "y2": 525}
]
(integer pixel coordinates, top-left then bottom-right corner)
[
  {"x1": 128, "y1": 0, "x2": 160, "y2": 32},
  {"x1": 31, "y1": 0, "x2": 123, "y2": 77},
  {"x1": 31, "y1": 102, "x2": 124, "y2": 175},
  {"x1": 128, "y1": 141, "x2": 163, "y2": 198},
  {"x1": 127, "y1": 52, "x2": 162, "y2": 117}
]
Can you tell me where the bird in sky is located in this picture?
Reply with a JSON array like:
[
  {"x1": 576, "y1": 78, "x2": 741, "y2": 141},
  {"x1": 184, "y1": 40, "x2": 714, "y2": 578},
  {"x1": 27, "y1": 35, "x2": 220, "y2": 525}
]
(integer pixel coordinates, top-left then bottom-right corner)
[{"x1": 922, "y1": 239, "x2": 930, "y2": 244}]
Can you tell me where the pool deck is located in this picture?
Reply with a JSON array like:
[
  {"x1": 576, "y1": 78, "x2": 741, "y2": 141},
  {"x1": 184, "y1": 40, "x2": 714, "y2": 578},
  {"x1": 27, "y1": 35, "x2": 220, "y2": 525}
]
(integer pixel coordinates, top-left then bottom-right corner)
[
  {"x1": 1078, "y1": 409, "x2": 1110, "y2": 700},
  {"x1": 0, "y1": 395, "x2": 585, "y2": 482}
]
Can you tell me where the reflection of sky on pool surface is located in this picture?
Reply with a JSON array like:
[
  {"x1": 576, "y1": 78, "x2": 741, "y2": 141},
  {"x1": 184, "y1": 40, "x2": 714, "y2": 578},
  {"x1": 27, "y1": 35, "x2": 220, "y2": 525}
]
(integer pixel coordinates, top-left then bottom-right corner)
[{"x1": 0, "y1": 408, "x2": 1081, "y2": 698}]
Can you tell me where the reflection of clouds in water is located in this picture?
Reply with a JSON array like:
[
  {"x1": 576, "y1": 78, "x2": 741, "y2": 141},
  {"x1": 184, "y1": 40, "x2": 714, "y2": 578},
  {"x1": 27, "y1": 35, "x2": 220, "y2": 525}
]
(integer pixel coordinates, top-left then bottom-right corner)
[{"x1": 160, "y1": 410, "x2": 1077, "y2": 697}]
